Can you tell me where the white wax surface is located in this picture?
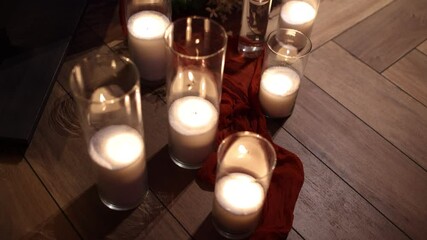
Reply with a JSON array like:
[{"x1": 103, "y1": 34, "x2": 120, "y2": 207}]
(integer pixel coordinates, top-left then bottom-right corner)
[
  {"x1": 89, "y1": 125, "x2": 144, "y2": 170},
  {"x1": 280, "y1": 1, "x2": 316, "y2": 25},
  {"x1": 212, "y1": 172, "x2": 265, "y2": 234},
  {"x1": 279, "y1": 1, "x2": 316, "y2": 36},
  {"x1": 127, "y1": 11, "x2": 170, "y2": 82},
  {"x1": 169, "y1": 96, "x2": 218, "y2": 136},
  {"x1": 168, "y1": 96, "x2": 218, "y2": 166},
  {"x1": 259, "y1": 66, "x2": 300, "y2": 118},
  {"x1": 127, "y1": 11, "x2": 170, "y2": 39},
  {"x1": 215, "y1": 173, "x2": 264, "y2": 215}
]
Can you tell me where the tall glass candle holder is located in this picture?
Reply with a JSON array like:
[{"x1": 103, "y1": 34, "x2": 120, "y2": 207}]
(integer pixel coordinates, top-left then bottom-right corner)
[
  {"x1": 126, "y1": 0, "x2": 171, "y2": 87},
  {"x1": 69, "y1": 53, "x2": 148, "y2": 211},
  {"x1": 238, "y1": 0, "x2": 272, "y2": 58},
  {"x1": 278, "y1": 0, "x2": 320, "y2": 37},
  {"x1": 164, "y1": 17, "x2": 227, "y2": 169},
  {"x1": 259, "y1": 28, "x2": 312, "y2": 118},
  {"x1": 212, "y1": 131, "x2": 276, "y2": 239}
]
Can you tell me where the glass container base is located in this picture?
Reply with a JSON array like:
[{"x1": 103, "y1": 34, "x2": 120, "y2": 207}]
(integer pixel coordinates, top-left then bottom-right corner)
[
  {"x1": 238, "y1": 40, "x2": 264, "y2": 58},
  {"x1": 169, "y1": 150, "x2": 203, "y2": 170},
  {"x1": 212, "y1": 218, "x2": 253, "y2": 240},
  {"x1": 99, "y1": 191, "x2": 147, "y2": 211}
]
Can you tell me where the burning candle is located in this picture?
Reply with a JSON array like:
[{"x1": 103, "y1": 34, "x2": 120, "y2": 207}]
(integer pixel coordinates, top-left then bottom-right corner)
[
  {"x1": 279, "y1": 1, "x2": 316, "y2": 36},
  {"x1": 127, "y1": 11, "x2": 170, "y2": 84},
  {"x1": 168, "y1": 67, "x2": 219, "y2": 104},
  {"x1": 213, "y1": 173, "x2": 265, "y2": 236},
  {"x1": 90, "y1": 85, "x2": 124, "y2": 114},
  {"x1": 89, "y1": 125, "x2": 147, "y2": 210},
  {"x1": 168, "y1": 96, "x2": 218, "y2": 168},
  {"x1": 259, "y1": 66, "x2": 300, "y2": 118}
]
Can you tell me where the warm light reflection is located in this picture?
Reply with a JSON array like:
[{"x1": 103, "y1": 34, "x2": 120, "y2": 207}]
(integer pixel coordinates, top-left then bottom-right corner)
[
  {"x1": 280, "y1": 1, "x2": 316, "y2": 25},
  {"x1": 169, "y1": 96, "x2": 218, "y2": 135},
  {"x1": 261, "y1": 66, "x2": 300, "y2": 96},
  {"x1": 216, "y1": 173, "x2": 264, "y2": 215},
  {"x1": 127, "y1": 11, "x2": 170, "y2": 39},
  {"x1": 238, "y1": 144, "x2": 249, "y2": 155},
  {"x1": 105, "y1": 131, "x2": 143, "y2": 165}
]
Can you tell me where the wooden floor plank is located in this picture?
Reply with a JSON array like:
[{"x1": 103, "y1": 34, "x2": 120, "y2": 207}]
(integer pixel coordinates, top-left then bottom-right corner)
[
  {"x1": 287, "y1": 229, "x2": 304, "y2": 240},
  {"x1": 305, "y1": 42, "x2": 427, "y2": 170},
  {"x1": 274, "y1": 130, "x2": 409, "y2": 240},
  {"x1": 310, "y1": 0, "x2": 392, "y2": 49},
  {"x1": 24, "y1": 83, "x2": 188, "y2": 239},
  {"x1": 284, "y1": 77, "x2": 427, "y2": 240},
  {"x1": 417, "y1": 40, "x2": 427, "y2": 55},
  {"x1": 82, "y1": 0, "x2": 125, "y2": 46},
  {"x1": 335, "y1": 0, "x2": 427, "y2": 72},
  {"x1": 266, "y1": 0, "x2": 392, "y2": 50},
  {"x1": 0, "y1": 154, "x2": 79, "y2": 239},
  {"x1": 383, "y1": 50, "x2": 427, "y2": 106}
]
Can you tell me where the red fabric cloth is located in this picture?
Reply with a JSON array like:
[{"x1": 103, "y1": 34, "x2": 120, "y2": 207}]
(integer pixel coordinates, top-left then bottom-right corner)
[{"x1": 197, "y1": 37, "x2": 304, "y2": 239}]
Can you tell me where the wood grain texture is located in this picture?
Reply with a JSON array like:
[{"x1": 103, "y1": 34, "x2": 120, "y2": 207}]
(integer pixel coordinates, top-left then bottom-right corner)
[
  {"x1": 83, "y1": 0, "x2": 125, "y2": 46},
  {"x1": 274, "y1": 130, "x2": 409, "y2": 240},
  {"x1": 67, "y1": 22, "x2": 106, "y2": 56},
  {"x1": 383, "y1": 50, "x2": 427, "y2": 106},
  {"x1": 417, "y1": 39, "x2": 427, "y2": 55},
  {"x1": 284, "y1": 77, "x2": 427, "y2": 240},
  {"x1": 265, "y1": 0, "x2": 392, "y2": 50},
  {"x1": 287, "y1": 229, "x2": 303, "y2": 240},
  {"x1": 335, "y1": 0, "x2": 427, "y2": 72},
  {"x1": 305, "y1": 42, "x2": 427, "y2": 170},
  {"x1": 0, "y1": 154, "x2": 79, "y2": 239},
  {"x1": 310, "y1": 0, "x2": 392, "y2": 49},
  {"x1": 24, "y1": 83, "x2": 188, "y2": 239}
]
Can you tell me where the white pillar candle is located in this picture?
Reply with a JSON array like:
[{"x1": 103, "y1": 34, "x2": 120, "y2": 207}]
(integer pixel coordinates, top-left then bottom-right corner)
[
  {"x1": 279, "y1": 1, "x2": 316, "y2": 36},
  {"x1": 89, "y1": 125, "x2": 147, "y2": 209},
  {"x1": 259, "y1": 66, "x2": 300, "y2": 118},
  {"x1": 127, "y1": 11, "x2": 170, "y2": 83},
  {"x1": 213, "y1": 173, "x2": 265, "y2": 234},
  {"x1": 168, "y1": 96, "x2": 218, "y2": 168}
]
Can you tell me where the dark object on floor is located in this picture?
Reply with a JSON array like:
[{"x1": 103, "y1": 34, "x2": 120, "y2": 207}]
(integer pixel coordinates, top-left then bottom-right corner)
[{"x1": 0, "y1": 0, "x2": 86, "y2": 147}]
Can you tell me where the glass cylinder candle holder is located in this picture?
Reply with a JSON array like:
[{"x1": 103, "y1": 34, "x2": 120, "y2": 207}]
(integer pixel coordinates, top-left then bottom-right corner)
[
  {"x1": 238, "y1": 0, "x2": 272, "y2": 58},
  {"x1": 259, "y1": 28, "x2": 312, "y2": 118},
  {"x1": 278, "y1": 0, "x2": 320, "y2": 37},
  {"x1": 126, "y1": 0, "x2": 171, "y2": 87},
  {"x1": 69, "y1": 53, "x2": 148, "y2": 211},
  {"x1": 212, "y1": 131, "x2": 276, "y2": 239},
  {"x1": 164, "y1": 16, "x2": 227, "y2": 169}
]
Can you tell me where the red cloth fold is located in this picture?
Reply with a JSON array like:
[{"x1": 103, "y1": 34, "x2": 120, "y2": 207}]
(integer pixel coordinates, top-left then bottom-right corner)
[{"x1": 197, "y1": 37, "x2": 304, "y2": 239}]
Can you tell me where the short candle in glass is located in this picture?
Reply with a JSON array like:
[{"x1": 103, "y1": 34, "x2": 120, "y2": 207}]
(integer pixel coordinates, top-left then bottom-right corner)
[
  {"x1": 212, "y1": 132, "x2": 276, "y2": 239},
  {"x1": 278, "y1": 0, "x2": 320, "y2": 37},
  {"x1": 127, "y1": 10, "x2": 170, "y2": 85},
  {"x1": 164, "y1": 17, "x2": 227, "y2": 169},
  {"x1": 259, "y1": 28, "x2": 312, "y2": 118},
  {"x1": 70, "y1": 53, "x2": 148, "y2": 211},
  {"x1": 259, "y1": 66, "x2": 300, "y2": 117}
]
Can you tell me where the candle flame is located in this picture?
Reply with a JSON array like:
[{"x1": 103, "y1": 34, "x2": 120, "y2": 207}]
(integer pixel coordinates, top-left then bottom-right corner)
[
  {"x1": 238, "y1": 144, "x2": 249, "y2": 155},
  {"x1": 99, "y1": 93, "x2": 106, "y2": 102}
]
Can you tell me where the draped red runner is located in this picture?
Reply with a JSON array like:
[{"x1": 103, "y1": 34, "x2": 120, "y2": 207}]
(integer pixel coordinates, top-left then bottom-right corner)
[
  {"x1": 117, "y1": 3, "x2": 304, "y2": 237},
  {"x1": 197, "y1": 37, "x2": 304, "y2": 239}
]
